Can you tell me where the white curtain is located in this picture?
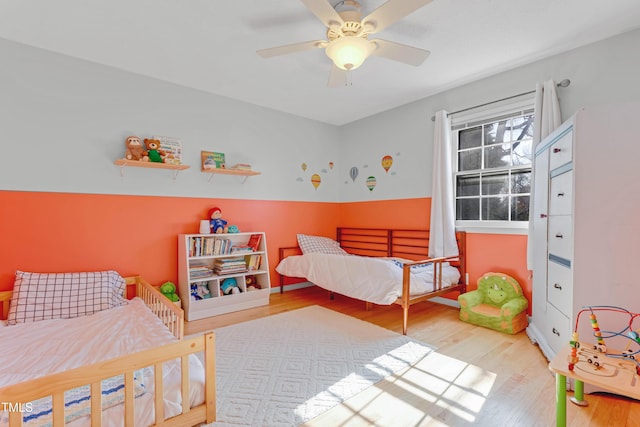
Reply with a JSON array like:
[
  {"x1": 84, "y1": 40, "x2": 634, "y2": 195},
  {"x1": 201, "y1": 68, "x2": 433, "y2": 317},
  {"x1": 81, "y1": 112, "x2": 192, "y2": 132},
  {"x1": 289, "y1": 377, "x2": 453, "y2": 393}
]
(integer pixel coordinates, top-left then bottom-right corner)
[
  {"x1": 526, "y1": 80, "x2": 562, "y2": 269},
  {"x1": 429, "y1": 110, "x2": 459, "y2": 258}
]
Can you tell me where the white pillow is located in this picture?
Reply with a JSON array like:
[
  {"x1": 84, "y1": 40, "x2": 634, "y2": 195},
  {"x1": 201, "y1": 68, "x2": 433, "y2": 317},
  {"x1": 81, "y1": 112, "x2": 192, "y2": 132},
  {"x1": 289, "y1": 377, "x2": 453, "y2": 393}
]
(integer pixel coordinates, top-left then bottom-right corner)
[
  {"x1": 297, "y1": 234, "x2": 349, "y2": 256},
  {"x1": 6, "y1": 270, "x2": 128, "y2": 325}
]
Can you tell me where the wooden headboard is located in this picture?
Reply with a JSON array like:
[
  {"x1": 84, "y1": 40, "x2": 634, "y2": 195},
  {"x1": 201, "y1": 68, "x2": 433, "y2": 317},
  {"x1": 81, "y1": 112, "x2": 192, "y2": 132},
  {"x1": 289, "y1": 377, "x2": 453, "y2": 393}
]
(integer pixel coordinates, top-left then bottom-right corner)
[{"x1": 336, "y1": 227, "x2": 467, "y2": 284}]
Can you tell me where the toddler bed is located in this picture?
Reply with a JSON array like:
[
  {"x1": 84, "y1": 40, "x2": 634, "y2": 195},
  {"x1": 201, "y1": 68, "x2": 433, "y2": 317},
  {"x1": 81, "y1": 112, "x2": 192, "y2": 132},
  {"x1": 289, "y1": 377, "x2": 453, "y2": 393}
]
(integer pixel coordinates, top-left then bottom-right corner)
[
  {"x1": 0, "y1": 272, "x2": 215, "y2": 427},
  {"x1": 276, "y1": 228, "x2": 467, "y2": 334}
]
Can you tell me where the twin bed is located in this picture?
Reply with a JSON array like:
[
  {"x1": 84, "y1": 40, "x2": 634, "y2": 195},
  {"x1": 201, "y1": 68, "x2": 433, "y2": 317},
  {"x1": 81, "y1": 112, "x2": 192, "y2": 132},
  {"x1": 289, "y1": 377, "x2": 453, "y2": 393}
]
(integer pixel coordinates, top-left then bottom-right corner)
[
  {"x1": 277, "y1": 227, "x2": 468, "y2": 335},
  {"x1": 0, "y1": 273, "x2": 215, "y2": 427}
]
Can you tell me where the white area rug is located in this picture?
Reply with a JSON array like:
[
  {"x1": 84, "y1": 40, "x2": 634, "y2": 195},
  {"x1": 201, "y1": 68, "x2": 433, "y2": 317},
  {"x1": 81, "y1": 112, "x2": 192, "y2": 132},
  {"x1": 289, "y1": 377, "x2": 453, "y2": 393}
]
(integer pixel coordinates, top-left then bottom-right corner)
[{"x1": 204, "y1": 305, "x2": 435, "y2": 427}]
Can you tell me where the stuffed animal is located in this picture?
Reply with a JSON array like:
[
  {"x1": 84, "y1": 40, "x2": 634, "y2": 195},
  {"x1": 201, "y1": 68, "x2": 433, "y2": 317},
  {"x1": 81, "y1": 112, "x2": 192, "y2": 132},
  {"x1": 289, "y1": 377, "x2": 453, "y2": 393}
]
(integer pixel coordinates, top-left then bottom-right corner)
[
  {"x1": 208, "y1": 207, "x2": 228, "y2": 234},
  {"x1": 125, "y1": 136, "x2": 146, "y2": 161},
  {"x1": 190, "y1": 283, "x2": 211, "y2": 300},
  {"x1": 159, "y1": 281, "x2": 180, "y2": 302},
  {"x1": 227, "y1": 225, "x2": 240, "y2": 233},
  {"x1": 221, "y1": 277, "x2": 240, "y2": 295},
  {"x1": 246, "y1": 275, "x2": 260, "y2": 291},
  {"x1": 143, "y1": 138, "x2": 166, "y2": 163}
]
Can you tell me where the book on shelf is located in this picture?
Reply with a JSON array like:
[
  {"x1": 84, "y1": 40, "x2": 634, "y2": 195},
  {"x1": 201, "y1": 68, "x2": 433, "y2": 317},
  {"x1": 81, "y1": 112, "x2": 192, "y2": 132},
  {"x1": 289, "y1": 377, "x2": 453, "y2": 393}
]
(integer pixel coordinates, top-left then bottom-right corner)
[
  {"x1": 201, "y1": 150, "x2": 225, "y2": 170},
  {"x1": 230, "y1": 245, "x2": 253, "y2": 253},
  {"x1": 213, "y1": 257, "x2": 247, "y2": 275},
  {"x1": 247, "y1": 233, "x2": 262, "y2": 252},
  {"x1": 189, "y1": 265, "x2": 214, "y2": 279},
  {"x1": 154, "y1": 135, "x2": 183, "y2": 165},
  {"x1": 247, "y1": 254, "x2": 262, "y2": 271}
]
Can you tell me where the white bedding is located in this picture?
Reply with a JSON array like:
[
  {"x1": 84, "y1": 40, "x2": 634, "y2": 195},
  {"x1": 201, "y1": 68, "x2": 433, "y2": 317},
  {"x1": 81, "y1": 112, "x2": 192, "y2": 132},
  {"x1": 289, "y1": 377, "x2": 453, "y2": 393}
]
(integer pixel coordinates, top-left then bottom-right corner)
[
  {"x1": 0, "y1": 297, "x2": 205, "y2": 427},
  {"x1": 276, "y1": 253, "x2": 461, "y2": 305}
]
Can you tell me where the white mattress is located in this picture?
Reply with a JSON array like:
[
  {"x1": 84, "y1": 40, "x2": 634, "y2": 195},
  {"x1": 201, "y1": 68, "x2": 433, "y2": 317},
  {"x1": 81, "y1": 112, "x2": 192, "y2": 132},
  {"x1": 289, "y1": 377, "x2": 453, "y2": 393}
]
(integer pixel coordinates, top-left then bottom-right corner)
[
  {"x1": 0, "y1": 298, "x2": 205, "y2": 427},
  {"x1": 276, "y1": 253, "x2": 461, "y2": 305}
]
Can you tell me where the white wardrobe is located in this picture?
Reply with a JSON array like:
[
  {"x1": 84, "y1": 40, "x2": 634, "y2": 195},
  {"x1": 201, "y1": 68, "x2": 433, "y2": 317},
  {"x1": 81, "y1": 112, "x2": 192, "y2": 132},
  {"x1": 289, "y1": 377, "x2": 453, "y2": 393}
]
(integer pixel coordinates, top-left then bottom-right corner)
[{"x1": 527, "y1": 103, "x2": 640, "y2": 362}]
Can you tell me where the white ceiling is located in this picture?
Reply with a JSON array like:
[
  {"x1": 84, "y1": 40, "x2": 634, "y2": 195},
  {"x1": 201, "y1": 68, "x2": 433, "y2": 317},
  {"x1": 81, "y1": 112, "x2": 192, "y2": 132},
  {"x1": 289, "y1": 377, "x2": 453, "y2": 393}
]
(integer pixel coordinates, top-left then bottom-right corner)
[{"x1": 2, "y1": 0, "x2": 640, "y2": 126}]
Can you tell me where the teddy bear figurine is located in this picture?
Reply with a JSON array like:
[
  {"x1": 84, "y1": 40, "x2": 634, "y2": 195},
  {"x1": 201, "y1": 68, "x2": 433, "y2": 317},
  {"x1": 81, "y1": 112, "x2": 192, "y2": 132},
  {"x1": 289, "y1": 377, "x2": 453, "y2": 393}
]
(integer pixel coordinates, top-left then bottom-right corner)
[
  {"x1": 125, "y1": 136, "x2": 147, "y2": 161},
  {"x1": 143, "y1": 138, "x2": 166, "y2": 163}
]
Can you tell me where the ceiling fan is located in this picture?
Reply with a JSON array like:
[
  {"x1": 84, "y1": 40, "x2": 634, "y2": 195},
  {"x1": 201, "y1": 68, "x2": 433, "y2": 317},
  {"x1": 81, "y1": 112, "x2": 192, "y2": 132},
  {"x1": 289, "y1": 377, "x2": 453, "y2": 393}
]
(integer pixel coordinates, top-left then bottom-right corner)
[{"x1": 257, "y1": 0, "x2": 433, "y2": 87}]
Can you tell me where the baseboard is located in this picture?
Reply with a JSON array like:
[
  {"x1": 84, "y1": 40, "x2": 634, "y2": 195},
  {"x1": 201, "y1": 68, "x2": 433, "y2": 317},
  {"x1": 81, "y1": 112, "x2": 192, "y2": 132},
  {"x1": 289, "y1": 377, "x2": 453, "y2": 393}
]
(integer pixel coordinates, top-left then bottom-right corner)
[
  {"x1": 270, "y1": 281, "x2": 314, "y2": 293},
  {"x1": 429, "y1": 296, "x2": 460, "y2": 308}
]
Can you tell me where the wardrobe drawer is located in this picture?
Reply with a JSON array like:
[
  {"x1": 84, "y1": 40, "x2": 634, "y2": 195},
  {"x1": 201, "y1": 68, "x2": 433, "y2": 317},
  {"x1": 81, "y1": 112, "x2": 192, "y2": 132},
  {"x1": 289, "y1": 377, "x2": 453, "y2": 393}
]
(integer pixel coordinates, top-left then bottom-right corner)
[
  {"x1": 546, "y1": 303, "x2": 571, "y2": 354},
  {"x1": 549, "y1": 131, "x2": 573, "y2": 170},
  {"x1": 549, "y1": 171, "x2": 573, "y2": 215},
  {"x1": 548, "y1": 215, "x2": 573, "y2": 260},
  {"x1": 547, "y1": 261, "x2": 573, "y2": 316}
]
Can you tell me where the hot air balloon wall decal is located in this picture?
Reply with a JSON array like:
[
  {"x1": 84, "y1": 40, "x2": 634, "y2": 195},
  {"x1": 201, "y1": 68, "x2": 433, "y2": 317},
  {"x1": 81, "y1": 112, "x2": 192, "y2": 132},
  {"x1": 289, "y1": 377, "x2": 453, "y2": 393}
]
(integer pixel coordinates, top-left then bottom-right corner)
[
  {"x1": 381, "y1": 155, "x2": 393, "y2": 173},
  {"x1": 310, "y1": 173, "x2": 321, "y2": 190},
  {"x1": 366, "y1": 176, "x2": 377, "y2": 192},
  {"x1": 349, "y1": 166, "x2": 359, "y2": 183}
]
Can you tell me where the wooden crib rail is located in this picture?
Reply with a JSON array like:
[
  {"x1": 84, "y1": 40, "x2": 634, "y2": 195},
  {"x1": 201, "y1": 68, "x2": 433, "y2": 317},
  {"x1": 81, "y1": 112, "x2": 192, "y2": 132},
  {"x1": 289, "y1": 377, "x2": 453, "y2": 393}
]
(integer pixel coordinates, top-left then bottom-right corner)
[
  {"x1": 0, "y1": 333, "x2": 216, "y2": 427},
  {"x1": 0, "y1": 291, "x2": 11, "y2": 320},
  {"x1": 131, "y1": 276, "x2": 184, "y2": 340}
]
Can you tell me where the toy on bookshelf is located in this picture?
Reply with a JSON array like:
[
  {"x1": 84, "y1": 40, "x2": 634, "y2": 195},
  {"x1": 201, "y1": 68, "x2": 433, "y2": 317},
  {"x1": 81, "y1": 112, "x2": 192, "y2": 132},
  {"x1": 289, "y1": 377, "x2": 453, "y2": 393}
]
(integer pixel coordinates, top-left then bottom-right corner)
[
  {"x1": 221, "y1": 277, "x2": 241, "y2": 295},
  {"x1": 190, "y1": 282, "x2": 212, "y2": 300},
  {"x1": 567, "y1": 305, "x2": 640, "y2": 376},
  {"x1": 208, "y1": 207, "x2": 228, "y2": 234},
  {"x1": 246, "y1": 275, "x2": 261, "y2": 291}
]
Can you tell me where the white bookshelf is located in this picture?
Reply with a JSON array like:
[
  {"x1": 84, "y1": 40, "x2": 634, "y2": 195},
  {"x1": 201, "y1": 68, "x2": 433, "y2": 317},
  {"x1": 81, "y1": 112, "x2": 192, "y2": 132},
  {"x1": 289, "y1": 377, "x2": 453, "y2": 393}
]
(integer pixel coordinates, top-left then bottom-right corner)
[{"x1": 177, "y1": 232, "x2": 270, "y2": 321}]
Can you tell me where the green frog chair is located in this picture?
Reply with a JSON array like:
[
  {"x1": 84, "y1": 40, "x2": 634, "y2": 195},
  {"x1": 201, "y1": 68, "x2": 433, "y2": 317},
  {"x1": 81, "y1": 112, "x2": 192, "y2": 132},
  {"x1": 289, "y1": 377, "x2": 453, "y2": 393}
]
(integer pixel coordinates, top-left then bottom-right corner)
[{"x1": 458, "y1": 272, "x2": 528, "y2": 334}]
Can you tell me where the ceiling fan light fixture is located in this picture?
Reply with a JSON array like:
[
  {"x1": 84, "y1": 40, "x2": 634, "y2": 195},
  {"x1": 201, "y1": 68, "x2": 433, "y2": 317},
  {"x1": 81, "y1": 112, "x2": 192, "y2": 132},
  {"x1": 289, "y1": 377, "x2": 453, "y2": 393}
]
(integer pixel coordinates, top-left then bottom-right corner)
[{"x1": 325, "y1": 36, "x2": 374, "y2": 71}]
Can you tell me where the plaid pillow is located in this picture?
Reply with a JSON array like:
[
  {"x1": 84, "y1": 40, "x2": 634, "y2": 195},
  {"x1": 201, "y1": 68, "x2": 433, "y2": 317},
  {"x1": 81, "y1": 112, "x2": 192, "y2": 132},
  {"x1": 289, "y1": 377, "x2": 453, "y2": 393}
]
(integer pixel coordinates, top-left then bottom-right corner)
[
  {"x1": 6, "y1": 270, "x2": 128, "y2": 325},
  {"x1": 297, "y1": 234, "x2": 349, "y2": 256}
]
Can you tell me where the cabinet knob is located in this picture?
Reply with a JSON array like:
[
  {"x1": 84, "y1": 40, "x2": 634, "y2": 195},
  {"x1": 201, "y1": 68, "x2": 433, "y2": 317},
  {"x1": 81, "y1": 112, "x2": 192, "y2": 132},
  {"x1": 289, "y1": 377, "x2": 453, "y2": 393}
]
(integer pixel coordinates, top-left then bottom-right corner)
[
  {"x1": 552, "y1": 328, "x2": 560, "y2": 336},
  {"x1": 540, "y1": 213, "x2": 548, "y2": 218},
  {"x1": 554, "y1": 283, "x2": 562, "y2": 290},
  {"x1": 555, "y1": 233, "x2": 564, "y2": 239},
  {"x1": 556, "y1": 192, "x2": 565, "y2": 197},
  {"x1": 553, "y1": 148, "x2": 562, "y2": 153}
]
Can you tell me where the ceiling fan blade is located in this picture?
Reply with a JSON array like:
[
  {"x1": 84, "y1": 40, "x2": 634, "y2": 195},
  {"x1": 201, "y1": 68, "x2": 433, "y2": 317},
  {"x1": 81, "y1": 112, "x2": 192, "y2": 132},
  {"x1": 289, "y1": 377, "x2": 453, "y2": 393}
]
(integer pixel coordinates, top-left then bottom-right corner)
[
  {"x1": 371, "y1": 39, "x2": 430, "y2": 66},
  {"x1": 257, "y1": 40, "x2": 326, "y2": 58},
  {"x1": 362, "y1": 0, "x2": 433, "y2": 34},
  {"x1": 299, "y1": 0, "x2": 344, "y2": 29},
  {"x1": 327, "y1": 64, "x2": 348, "y2": 88}
]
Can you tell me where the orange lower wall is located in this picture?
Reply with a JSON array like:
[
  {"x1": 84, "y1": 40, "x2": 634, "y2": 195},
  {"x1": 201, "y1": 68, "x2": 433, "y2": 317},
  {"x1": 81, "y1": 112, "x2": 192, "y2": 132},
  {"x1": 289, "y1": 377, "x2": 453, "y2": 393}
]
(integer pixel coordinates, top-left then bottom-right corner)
[
  {"x1": 0, "y1": 191, "x2": 340, "y2": 291},
  {"x1": 0, "y1": 191, "x2": 531, "y2": 313}
]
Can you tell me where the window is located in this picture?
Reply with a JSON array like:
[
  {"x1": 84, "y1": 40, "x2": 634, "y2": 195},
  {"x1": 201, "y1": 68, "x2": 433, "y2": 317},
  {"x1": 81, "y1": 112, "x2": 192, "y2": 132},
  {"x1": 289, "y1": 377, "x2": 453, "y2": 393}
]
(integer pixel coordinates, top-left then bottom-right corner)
[{"x1": 453, "y1": 105, "x2": 534, "y2": 231}]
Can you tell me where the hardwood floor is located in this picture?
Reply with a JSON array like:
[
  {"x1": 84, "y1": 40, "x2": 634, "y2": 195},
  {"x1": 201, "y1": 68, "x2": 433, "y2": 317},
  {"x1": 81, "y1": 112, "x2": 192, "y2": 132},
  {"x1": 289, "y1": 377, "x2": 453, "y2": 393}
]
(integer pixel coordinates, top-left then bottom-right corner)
[{"x1": 186, "y1": 286, "x2": 640, "y2": 427}]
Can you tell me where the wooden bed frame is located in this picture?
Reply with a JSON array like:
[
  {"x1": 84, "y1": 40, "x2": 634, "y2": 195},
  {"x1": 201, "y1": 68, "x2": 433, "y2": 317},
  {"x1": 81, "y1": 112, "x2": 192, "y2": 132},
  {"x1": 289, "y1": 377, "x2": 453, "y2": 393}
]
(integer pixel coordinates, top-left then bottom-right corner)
[
  {"x1": 0, "y1": 276, "x2": 216, "y2": 427},
  {"x1": 278, "y1": 228, "x2": 467, "y2": 335}
]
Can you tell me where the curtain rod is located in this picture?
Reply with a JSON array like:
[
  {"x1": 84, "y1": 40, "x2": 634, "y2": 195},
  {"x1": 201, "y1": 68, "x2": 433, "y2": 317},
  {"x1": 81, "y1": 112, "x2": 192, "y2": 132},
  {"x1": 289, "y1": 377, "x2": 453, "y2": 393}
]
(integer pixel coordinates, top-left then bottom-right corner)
[{"x1": 430, "y1": 79, "x2": 571, "y2": 122}]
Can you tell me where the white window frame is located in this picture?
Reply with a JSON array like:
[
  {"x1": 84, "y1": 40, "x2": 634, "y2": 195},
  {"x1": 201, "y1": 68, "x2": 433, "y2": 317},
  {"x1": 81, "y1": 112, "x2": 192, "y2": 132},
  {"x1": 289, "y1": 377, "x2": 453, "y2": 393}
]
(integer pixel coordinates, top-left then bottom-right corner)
[{"x1": 451, "y1": 96, "x2": 535, "y2": 235}]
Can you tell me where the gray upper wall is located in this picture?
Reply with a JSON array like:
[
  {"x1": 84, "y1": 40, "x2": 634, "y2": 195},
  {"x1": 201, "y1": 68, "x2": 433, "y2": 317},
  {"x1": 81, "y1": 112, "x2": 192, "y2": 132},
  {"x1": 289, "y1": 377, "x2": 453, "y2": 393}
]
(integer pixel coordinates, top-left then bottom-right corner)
[{"x1": 2, "y1": 28, "x2": 639, "y2": 202}]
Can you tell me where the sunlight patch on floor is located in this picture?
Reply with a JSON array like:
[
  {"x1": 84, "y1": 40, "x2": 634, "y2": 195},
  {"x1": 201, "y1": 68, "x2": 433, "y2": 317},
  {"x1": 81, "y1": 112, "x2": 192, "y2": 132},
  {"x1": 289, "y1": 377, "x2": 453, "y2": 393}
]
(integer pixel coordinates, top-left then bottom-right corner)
[{"x1": 302, "y1": 350, "x2": 497, "y2": 426}]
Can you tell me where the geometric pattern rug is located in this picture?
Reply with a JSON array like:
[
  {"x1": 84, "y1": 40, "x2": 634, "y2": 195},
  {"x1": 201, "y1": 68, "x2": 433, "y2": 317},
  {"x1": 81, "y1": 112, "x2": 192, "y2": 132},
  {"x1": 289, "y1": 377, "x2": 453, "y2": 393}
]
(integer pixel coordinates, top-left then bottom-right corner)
[{"x1": 203, "y1": 305, "x2": 435, "y2": 427}]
